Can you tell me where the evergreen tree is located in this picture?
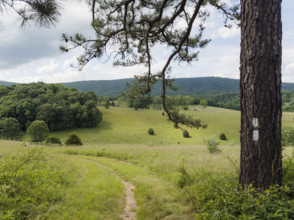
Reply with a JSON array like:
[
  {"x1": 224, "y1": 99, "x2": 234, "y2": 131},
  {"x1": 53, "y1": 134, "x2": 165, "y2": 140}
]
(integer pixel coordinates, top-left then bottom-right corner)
[{"x1": 239, "y1": 0, "x2": 282, "y2": 190}]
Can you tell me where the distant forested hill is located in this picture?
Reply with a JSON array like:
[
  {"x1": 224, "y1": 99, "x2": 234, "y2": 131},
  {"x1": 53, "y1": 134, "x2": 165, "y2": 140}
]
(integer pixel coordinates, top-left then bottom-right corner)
[
  {"x1": 2, "y1": 77, "x2": 294, "y2": 96},
  {"x1": 0, "y1": 81, "x2": 16, "y2": 86},
  {"x1": 62, "y1": 77, "x2": 240, "y2": 96}
]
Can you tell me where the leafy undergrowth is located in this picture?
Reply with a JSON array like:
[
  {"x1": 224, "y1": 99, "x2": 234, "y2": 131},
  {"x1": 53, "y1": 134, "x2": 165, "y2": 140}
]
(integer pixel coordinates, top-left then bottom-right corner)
[{"x1": 0, "y1": 149, "x2": 66, "y2": 219}]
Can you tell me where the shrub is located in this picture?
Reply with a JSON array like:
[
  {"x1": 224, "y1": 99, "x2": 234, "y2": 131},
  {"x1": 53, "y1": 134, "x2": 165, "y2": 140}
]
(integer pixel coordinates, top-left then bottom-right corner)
[
  {"x1": 183, "y1": 130, "x2": 189, "y2": 138},
  {"x1": 282, "y1": 127, "x2": 294, "y2": 146},
  {"x1": 177, "y1": 162, "x2": 192, "y2": 188},
  {"x1": 45, "y1": 136, "x2": 62, "y2": 145},
  {"x1": 174, "y1": 123, "x2": 179, "y2": 129},
  {"x1": 148, "y1": 128, "x2": 155, "y2": 135},
  {"x1": 65, "y1": 133, "x2": 83, "y2": 146},
  {"x1": 27, "y1": 120, "x2": 49, "y2": 142},
  {"x1": 183, "y1": 105, "x2": 188, "y2": 110},
  {"x1": 201, "y1": 121, "x2": 208, "y2": 129},
  {"x1": 0, "y1": 149, "x2": 65, "y2": 219},
  {"x1": 203, "y1": 135, "x2": 221, "y2": 153},
  {"x1": 219, "y1": 133, "x2": 227, "y2": 140}
]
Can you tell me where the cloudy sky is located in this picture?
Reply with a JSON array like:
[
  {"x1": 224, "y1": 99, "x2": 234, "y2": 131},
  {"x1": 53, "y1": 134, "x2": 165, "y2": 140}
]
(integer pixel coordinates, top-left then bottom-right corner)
[{"x1": 0, "y1": 1, "x2": 293, "y2": 83}]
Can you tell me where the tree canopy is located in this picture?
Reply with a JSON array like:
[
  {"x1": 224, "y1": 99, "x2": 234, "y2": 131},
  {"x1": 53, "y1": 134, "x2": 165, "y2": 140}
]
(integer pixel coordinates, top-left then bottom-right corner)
[
  {"x1": 0, "y1": 83, "x2": 102, "y2": 132},
  {"x1": 0, "y1": 0, "x2": 62, "y2": 27}
]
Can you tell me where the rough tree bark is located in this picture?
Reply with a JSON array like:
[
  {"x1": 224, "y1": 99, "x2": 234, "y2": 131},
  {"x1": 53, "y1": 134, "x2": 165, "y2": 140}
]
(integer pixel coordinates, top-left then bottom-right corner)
[{"x1": 240, "y1": 0, "x2": 282, "y2": 190}]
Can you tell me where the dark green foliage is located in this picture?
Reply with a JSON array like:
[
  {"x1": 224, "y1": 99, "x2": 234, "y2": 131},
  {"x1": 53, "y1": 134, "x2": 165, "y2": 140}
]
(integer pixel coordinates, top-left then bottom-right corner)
[
  {"x1": 27, "y1": 120, "x2": 49, "y2": 142},
  {"x1": 174, "y1": 123, "x2": 179, "y2": 129},
  {"x1": 195, "y1": 183, "x2": 294, "y2": 219},
  {"x1": 0, "y1": 117, "x2": 22, "y2": 140},
  {"x1": 219, "y1": 133, "x2": 227, "y2": 140},
  {"x1": 45, "y1": 136, "x2": 62, "y2": 145},
  {"x1": 0, "y1": 82, "x2": 102, "y2": 133},
  {"x1": 282, "y1": 127, "x2": 294, "y2": 146},
  {"x1": 104, "y1": 100, "x2": 110, "y2": 109},
  {"x1": 183, "y1": 130, "x2": 189, "y2": 138},
  {"x1": 0, "y1": 149, "x2": 65, "y2": 219},
  {"x1": 148, "y1": 128, "x2": 155, "y2": 135},
  {"x1": 201, "y1": 121, "x2": 208, "y2": 129},
  {"x1": 65, "y1": 133, "x2": 83, "y2": 146},
  {"x1": 179, "y1": 153, "x2": 294, "y2": 219},
  {"x1": 200, "y1": 99, "x2": 208, "y2": 108},
  {"x1": 121, "y1": 77, "x2": 153, "y2": 110},
  {"x1": 183, "y1": 105, "x2": 189, "y2": 110}
]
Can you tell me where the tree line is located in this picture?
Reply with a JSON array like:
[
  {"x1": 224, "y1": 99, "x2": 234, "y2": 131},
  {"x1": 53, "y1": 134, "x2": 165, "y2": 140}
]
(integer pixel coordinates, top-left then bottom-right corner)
[
  {"x1": 0, "y1": 83, "x2": 102, "y2": 140},
  {"x1": 115, "y1": 91, "x2": 294, "y2": 112}
]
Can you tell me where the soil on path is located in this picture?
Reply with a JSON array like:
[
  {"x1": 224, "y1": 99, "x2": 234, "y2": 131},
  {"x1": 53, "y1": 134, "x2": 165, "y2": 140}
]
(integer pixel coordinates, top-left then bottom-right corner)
[{"x1": 90, "y1": 160, "x2": 139, "y2": 220}]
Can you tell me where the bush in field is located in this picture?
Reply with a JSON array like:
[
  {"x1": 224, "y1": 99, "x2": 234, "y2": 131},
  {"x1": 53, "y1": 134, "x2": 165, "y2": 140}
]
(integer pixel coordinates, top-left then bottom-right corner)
[
  {"x1": 219, "y1": 133, "x2": 227, "y2": 140},
  {"x1": 201, "y1": 121, "x2": 208, "y2": 129},
  {"x1": 148, "y1": 128, "x2": 155, "y2": 135},
  {"x1": 65, "y1": 133, "x2": 83, "y2": 146},
  {"x1": 203, "y1": 135, "x2": 221, "y2": 153},
  {"x1": 27, "y1": 120, "x2": 49, "y2": 142},
  {"x1": 45, "y1": 136, "x2": 62, "y2": 146},
  {"x1": 183, "y1": 130, "x2": 189, "y2": 138},
  {"x1": 0, "y1": 149, "x2": 65, "y2": 219},
  {"x1": 282, "y1": 127, "x2": 294, "y2": 146},
  {"x1": 174, "y1": 122, "x2": 179, "y2": 129}
]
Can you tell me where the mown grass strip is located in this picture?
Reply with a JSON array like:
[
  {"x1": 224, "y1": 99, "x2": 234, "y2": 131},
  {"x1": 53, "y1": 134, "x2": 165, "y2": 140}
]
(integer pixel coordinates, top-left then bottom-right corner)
[
  {"x1": 83, "y1": 156, "x2": 195, "y2": 220},
  {"x1": 45, "y1": 156, "x2": 125, "y2": 220}
]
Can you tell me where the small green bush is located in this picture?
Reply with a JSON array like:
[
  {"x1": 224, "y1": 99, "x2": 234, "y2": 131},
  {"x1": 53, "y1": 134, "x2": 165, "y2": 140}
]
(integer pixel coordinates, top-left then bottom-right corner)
[
  {"x1": 65, "y1": 133, "x2": 83, "y2": 146},
  {"x1": 177, "y1": 163, "x2": 192, "y2": 188},
  {"x1": 219, "y1": 133, "x2": 227, "y2": 140},
  {"x1": 148, "y1": 128, "x2": 155, "y2": 135},
  {"x1": 203, "y1": 135, "x2": 221, "y2": 153},
  {"x1": 282, "y1": 127, "x2": 294, "y2": 146},
  {"x1": 45, "y1": 136, "x2": 62, "y2": 145},
  {"x1": 183, "y1": 130, "x2": 189, "y2": 138},
  {"x1": 174, "y1": 123, "x2": 179, "y2": 129},
  {"x1": 201, "y1": 121, "x2": 208, "y2": 129}
]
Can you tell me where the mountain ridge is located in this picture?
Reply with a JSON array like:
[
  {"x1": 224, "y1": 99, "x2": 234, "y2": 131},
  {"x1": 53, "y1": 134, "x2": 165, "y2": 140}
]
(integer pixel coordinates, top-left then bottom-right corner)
[{"x1": 1, "y1": 77, "x2": 294, "y2": 96}]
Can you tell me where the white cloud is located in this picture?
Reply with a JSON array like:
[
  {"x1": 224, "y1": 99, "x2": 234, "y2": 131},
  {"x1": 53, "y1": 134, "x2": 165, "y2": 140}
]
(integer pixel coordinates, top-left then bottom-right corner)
[
  {"x1": 36, "y1": 60, "x2": 59, "y2": 73},
  {"x1": 285, "y1": 63, "x2": 294, "y2": 74},
  {"x1": 217, "y1": 26, "x2": 240, "y2": 39}
]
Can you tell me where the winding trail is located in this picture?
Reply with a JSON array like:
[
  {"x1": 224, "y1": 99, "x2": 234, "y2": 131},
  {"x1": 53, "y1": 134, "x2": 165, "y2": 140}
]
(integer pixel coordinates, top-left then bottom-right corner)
[
  {"x1": 120, "y1": 180, "x2": 138, "y2": 220},
  {"x1": 88, "y1": 159, "x2": 139, "y2": 220}
]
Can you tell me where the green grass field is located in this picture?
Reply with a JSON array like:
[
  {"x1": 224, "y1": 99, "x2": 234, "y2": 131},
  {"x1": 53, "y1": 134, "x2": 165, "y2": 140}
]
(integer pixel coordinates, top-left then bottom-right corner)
[
  {"x1": 52, "y1": 106, "x2": 241, "y2": 146},
  {"x1": 52, "y1": 106, "x2": 294, "y2": 146},
  {"x1": 1, "y1": 106, "x2": 294, "y2": 219}
]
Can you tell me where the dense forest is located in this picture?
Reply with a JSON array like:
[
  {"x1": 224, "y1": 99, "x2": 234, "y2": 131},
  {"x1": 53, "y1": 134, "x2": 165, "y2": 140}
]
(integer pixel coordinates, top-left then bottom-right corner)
[{"x1": 0, "y1": 83, "x2": 102, "y2": 136}]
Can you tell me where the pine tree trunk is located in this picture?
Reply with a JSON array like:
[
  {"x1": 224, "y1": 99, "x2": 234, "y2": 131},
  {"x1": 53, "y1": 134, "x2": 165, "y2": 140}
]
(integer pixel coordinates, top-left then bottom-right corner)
[{"x1": 239, "y1": 0, "x2": 282, "y2": 190}]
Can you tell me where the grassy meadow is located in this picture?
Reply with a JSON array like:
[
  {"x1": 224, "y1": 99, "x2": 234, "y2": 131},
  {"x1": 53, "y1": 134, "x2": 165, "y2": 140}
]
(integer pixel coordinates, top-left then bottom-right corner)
[
  {"x1": 52, "y1": 106, "x2": 241, "y2": 146},
  {"x1": 1, "y1": 106, "x2": 294, "y2": 219}
]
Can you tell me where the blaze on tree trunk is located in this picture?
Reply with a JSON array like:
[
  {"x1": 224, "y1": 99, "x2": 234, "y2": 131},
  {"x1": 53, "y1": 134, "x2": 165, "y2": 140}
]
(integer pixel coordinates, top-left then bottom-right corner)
[{"x1": 240, "y1": 0, "x2": 282, "y2": 190}]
